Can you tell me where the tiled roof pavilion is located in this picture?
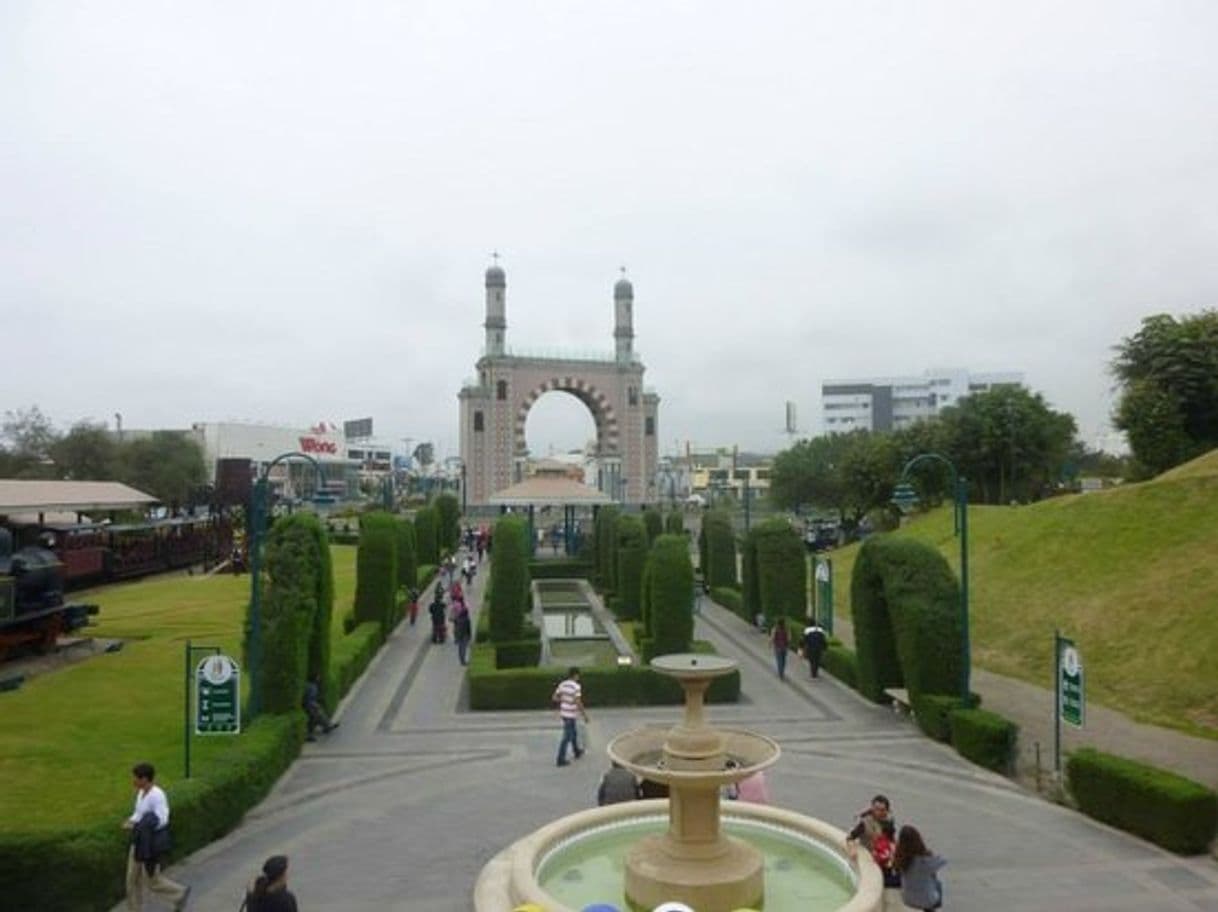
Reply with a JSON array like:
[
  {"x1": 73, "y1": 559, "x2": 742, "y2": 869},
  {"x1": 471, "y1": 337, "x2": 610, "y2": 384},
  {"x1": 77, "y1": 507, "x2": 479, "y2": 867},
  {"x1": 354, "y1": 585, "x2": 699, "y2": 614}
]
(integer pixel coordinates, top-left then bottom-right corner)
[{"x1": 487, "y1": 475, "x2": 611, "y2": 508}]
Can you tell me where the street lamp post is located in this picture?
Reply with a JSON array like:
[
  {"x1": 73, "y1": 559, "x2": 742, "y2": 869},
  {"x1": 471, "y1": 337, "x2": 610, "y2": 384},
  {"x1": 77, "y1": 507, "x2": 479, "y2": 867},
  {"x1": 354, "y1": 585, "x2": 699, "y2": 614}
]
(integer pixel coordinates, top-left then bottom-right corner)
[
  {"x1": 896, "y1": 453, "x2": 970, "y2": 702},
  {"x1": 247, "y1": 451, "x2": 324, "y2": 719}
]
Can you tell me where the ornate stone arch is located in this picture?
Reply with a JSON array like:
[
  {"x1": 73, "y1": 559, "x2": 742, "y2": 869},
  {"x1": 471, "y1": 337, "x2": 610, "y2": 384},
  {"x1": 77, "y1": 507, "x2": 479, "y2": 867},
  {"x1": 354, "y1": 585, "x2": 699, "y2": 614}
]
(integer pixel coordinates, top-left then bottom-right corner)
[{"x1": 514, "y1": 376, "x2": 620, "y2": 456}]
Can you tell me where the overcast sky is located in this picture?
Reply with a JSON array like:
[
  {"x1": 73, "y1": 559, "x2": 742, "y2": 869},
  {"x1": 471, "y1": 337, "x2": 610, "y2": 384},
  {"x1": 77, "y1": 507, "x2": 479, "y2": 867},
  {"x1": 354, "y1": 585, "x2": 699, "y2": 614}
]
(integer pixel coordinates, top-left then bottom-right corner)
[{"x1": 4, "y1": 1, "x2": 1216, "y2": 459}]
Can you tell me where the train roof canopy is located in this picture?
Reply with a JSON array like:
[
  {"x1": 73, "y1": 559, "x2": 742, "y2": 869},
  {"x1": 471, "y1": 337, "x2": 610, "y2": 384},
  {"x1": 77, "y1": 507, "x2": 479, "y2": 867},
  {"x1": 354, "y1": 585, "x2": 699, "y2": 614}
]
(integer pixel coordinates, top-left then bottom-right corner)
[{"x1": 0, "y1": 480, "x2": 158, "y2": 515}]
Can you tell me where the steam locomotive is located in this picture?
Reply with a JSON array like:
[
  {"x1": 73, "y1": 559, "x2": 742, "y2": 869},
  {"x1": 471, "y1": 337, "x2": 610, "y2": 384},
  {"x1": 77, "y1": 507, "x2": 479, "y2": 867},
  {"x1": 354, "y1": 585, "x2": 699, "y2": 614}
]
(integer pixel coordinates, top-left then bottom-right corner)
[{"x1": 0, "y1": 528, "x2": 97, "y2": 660}]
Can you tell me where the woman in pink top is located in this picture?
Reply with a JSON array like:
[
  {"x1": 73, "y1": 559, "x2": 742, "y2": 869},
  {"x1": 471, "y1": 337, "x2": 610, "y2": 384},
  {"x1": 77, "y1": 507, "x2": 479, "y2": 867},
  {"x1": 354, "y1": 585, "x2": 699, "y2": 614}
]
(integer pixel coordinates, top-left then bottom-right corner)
[{"x1": 735, "y1": 770, "x2": 770, "y2": 804}]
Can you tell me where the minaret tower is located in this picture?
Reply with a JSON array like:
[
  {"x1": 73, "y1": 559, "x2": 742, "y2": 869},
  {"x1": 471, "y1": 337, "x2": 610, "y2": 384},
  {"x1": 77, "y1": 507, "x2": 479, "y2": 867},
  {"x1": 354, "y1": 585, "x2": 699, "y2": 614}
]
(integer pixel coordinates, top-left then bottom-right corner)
[
  {"x1": 614, "y1": 267, "x2": 634, "y2": 363},
  {"x1": 484, "y1": 253, "x2": 506, "y2": 356}
]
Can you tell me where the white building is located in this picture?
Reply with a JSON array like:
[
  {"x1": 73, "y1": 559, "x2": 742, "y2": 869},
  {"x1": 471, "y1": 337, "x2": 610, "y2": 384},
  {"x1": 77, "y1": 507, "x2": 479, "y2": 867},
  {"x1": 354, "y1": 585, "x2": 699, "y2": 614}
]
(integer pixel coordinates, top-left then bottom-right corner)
[
  {"x1": 821, "y1": 368, "x2": 1024, "y2": 433},
  {"x1": 190, "y1": 421, "x2": 359, "y2": 499}
]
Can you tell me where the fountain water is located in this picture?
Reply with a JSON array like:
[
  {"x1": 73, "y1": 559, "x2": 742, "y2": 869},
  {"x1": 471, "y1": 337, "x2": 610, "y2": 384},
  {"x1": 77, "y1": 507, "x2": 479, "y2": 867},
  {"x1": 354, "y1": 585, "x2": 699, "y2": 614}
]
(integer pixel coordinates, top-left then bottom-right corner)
[{"x1": 474, "y1": 654, "x2": 883, "y2": 912}]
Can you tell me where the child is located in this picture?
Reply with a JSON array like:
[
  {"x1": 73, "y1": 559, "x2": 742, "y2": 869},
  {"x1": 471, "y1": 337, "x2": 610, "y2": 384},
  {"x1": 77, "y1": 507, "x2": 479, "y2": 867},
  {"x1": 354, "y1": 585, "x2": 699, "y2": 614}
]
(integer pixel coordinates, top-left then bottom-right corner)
[{"x1": 894, "y1": 825, "x2": 946, "y2": 911}]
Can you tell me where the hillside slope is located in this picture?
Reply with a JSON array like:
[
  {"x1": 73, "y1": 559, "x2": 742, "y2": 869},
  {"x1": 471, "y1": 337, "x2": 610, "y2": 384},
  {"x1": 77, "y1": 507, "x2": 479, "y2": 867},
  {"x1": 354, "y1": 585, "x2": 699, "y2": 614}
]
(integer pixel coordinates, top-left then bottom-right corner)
[{"x1": 829, "y1": 450, "x2": 1218, "y2": 738}]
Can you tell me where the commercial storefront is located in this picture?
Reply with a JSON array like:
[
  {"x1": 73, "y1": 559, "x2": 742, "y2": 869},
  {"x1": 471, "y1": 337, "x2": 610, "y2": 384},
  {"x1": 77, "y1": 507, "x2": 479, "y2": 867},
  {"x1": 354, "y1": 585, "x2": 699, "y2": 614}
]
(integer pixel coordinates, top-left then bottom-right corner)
[{"x1": 190, "y1": 422, "x2": 360, "y2": 501}]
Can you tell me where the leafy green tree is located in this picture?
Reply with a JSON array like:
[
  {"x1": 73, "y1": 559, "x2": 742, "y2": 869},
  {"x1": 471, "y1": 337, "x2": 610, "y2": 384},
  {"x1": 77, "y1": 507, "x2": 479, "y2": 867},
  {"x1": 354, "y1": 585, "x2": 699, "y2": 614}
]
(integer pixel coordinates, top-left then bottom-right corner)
[
  {"x1": 1, "y1": 405, "x2": 59, "y2": 478},
  {"x1": 50, "y1": 421, "x2": 120, "y2": 480},
  {"x1": 119, "y1": 431, "x2": 206, "y2": 508},
  {"x1": 769, "y1": 431, "x2": 900, "y2": 530},
  {"x1": 1113, "y1": 311, "x2": 1218, "y2": 476}
]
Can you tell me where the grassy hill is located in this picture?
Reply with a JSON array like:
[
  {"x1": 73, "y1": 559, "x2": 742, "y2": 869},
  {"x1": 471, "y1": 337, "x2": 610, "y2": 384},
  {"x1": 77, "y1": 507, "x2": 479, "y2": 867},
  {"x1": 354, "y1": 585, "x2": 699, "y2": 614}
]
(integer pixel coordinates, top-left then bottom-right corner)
[{"x1": 828, "y1": 449, "x2": 1218, "y2": 739}]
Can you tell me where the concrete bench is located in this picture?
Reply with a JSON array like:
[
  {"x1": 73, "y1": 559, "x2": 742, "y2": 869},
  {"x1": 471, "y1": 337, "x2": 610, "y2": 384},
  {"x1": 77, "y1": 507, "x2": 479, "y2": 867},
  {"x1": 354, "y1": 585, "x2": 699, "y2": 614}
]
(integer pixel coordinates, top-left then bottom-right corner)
[{"x1": 883, "y1": 687, "x2": 912, "y2": 715}]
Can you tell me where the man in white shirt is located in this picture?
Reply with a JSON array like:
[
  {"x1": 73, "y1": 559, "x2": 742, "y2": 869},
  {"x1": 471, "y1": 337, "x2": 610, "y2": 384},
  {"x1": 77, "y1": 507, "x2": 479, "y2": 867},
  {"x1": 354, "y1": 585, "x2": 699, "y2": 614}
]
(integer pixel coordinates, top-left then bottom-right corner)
[
  {"x1": 122, "y1": 762, "x2": 191, "y2": 911},
  {"x1": 552, "y1": 666, "x2": 588, "y2": 767}
]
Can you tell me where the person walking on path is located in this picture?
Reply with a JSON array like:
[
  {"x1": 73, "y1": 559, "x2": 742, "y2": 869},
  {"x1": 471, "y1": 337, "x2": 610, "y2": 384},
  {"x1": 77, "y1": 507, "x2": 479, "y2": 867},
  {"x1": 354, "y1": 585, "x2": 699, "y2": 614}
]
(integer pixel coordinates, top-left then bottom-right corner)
[
  {"x1": 895, "y1": 825, "x2": 946, "y2": 911},
  {"x1": 452, "y1": 601, "x2": 472, "y2": 665},
  {"x1": 429, "y1": 590, "x2": 447, "y2": 644},
  {"x1": 123, "y1": 762, "x2": 191, "y2": 911},
  {"x1": 552, "y1": 666, "x2": 588, "y2": 766},
  {"x1": 771, "y1": 617, "x2": 790, "y2": 681},
  {"x1": 240, "y1": 855, "x2": 299, "y2": 912},
  {"x1": 802, "y1": 619, "x2": 828, "y2": 679},
  {"x1": 301, "y1": 676, "x2": 338, "y2": 742},
  {"x1": 406, "y1": 586, "x2": 420, "y2": 626}
]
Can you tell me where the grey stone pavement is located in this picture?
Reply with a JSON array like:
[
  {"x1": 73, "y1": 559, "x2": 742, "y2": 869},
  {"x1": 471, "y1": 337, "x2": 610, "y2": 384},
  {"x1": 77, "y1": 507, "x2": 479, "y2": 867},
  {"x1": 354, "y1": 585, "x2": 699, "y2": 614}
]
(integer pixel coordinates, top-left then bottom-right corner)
[{"x1": 143, "y1": 561, "x2": 1218, "y2": 912}]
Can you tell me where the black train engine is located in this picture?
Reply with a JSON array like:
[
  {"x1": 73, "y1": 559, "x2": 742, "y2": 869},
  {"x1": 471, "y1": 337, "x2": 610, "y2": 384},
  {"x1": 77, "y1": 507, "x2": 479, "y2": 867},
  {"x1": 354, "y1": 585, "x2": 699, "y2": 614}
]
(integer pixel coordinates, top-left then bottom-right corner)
[{"x1": 0, "y1": 529, "x2": 97, "y2": 659}]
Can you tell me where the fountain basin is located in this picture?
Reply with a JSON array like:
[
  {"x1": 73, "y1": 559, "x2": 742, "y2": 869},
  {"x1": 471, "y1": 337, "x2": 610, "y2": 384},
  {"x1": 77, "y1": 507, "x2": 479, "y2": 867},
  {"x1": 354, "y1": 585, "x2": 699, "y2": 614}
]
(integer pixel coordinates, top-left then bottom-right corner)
[{"x1": 473, "y1": 800, "x2": 884, "y2": 912}]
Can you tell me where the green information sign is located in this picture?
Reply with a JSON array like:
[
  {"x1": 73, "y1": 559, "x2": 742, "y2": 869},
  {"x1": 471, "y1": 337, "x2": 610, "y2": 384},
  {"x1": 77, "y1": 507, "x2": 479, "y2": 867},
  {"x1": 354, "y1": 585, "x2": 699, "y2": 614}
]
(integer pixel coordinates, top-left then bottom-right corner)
[
  {"x1": 1059, "y1": 638, "x2": 1084, "y2": 728},
  {"x1": 195, "y1": 654, "x2": 241, "y2": 735}
]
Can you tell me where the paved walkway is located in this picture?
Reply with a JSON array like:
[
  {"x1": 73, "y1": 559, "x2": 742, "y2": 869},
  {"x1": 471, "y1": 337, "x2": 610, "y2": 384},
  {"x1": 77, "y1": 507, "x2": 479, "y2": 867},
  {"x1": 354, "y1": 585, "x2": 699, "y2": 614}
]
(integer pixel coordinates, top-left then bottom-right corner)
[
  {"x1": 135, "y1": 564, "x2": 1218, "y2": 912},
  {"x1": 830, "y1": 618, "x2": 1218, "y2": 791}
]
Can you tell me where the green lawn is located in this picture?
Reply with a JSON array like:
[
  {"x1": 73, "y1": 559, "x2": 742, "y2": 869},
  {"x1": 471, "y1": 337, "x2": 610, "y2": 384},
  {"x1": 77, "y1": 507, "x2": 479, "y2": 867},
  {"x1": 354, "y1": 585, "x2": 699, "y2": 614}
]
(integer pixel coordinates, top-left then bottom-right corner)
[
  {"x1": 825, "y1": 450, "x2": 1218, "y2": 739},
  {"x1": 0, "y1": 545, "x2": 358, "y2": 832}
]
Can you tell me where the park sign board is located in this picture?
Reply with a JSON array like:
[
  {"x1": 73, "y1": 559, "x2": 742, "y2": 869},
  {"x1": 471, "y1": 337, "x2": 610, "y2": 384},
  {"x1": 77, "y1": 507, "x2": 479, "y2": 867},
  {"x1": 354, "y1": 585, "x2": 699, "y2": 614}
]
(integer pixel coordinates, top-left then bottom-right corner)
[
  {"x1": 1059, "y1": 638, "x2": 1084, "y2": 728},
  {"x1": 195, "y1": 654, "x2": 241, "y2": 734}
]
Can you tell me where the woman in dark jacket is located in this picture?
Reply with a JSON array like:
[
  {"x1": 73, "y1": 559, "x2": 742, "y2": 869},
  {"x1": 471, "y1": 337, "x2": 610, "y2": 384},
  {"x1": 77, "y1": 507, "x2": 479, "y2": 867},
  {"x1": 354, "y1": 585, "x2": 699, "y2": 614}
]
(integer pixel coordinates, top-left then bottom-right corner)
[{"x1": 243, "y1": 855, "x2": 298, "y2": 912}]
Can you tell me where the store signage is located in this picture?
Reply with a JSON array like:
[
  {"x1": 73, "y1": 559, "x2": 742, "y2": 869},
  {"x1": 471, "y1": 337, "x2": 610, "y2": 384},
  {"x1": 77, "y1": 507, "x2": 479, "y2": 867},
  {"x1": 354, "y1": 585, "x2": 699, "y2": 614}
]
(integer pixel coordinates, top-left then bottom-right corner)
[
  {"x1": 299, "y1": 436, "x2": 338, "y2": 455},
  {"x1": 195, "y1": 654, "x2": 240, "y2": 734}
]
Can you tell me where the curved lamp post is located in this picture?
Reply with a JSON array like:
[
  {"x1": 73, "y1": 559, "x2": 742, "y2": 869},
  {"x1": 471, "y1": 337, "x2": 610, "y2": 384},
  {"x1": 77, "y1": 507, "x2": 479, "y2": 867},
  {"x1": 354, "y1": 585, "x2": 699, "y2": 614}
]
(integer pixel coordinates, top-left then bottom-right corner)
[
  {"x1": 247, "y1": 451, "x2": 325, "y2": 719},
  {"x1": 895, "y1": 453, "x2": 970, "y2": 702}
]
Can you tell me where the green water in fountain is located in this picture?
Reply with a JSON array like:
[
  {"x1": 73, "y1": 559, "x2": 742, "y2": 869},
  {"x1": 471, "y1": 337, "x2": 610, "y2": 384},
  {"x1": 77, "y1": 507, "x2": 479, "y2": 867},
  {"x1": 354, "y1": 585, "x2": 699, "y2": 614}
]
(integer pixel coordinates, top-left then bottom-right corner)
[{"x1": 537, "y1": 816, "x2": 854, "y2": 912}]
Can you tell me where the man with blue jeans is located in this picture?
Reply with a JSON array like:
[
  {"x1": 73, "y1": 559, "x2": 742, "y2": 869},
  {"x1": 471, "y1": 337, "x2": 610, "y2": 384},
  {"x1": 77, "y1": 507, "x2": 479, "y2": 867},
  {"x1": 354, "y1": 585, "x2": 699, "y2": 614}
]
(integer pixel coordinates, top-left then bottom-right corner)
[{"x1": 552, "y1": 666, "x2": 588, "y2": 766}]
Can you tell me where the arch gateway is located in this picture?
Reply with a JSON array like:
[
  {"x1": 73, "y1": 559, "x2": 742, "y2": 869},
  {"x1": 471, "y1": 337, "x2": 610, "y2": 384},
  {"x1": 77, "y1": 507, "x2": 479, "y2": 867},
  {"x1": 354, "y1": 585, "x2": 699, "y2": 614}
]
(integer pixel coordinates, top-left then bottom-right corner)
[{"x1": 458, "y1": 263, "x2": 660, "y2": 506}]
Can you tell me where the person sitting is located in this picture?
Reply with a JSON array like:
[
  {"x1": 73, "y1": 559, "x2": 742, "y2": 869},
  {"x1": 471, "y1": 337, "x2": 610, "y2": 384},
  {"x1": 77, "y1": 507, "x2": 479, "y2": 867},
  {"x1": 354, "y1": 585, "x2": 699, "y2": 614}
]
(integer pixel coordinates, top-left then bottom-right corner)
[
  {"x1": 301, "y1": 676, "x2": 337, "y2": 742},
  {"x1": 597, "y1": 762, "x2": 642, "y2": 805}
]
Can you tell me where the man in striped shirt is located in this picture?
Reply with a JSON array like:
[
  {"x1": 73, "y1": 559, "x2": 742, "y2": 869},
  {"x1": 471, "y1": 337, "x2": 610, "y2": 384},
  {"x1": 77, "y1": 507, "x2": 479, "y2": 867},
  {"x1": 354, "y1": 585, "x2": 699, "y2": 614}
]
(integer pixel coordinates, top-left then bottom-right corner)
[{"x1": 552, "y1": 666, "x2": 588, "y2": 767}]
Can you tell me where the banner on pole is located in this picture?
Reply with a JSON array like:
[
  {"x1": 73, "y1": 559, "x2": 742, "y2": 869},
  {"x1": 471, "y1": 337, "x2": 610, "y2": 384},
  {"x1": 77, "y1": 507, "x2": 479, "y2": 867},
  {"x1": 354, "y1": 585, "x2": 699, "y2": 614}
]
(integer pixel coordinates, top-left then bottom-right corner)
[{"x1": 196, "y1": 654, "x2": 241, "y2": 734}]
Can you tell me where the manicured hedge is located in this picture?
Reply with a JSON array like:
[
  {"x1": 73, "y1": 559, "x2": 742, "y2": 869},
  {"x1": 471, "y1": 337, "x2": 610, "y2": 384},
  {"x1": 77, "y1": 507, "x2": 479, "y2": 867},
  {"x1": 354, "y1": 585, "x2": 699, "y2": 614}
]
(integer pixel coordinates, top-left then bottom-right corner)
[
  {"x1": 414, "y1": 506, "x2": 439, "y2": 566},
  {"x1": 595, "y1": 506, "x2": 620, "y2": 590},
  {"x1": 488, "y1": 516, "x2": 530, "y2": 642},
  {"x1": 354, "y1": 511, "x2": 399, "y2": 635},
  {"x1": 948, "y1": 708, "x2": 1018, "y2": 773},
  {"x1": 753, "y1": 519, "x2": 806, "y2": 623},
  {"x1": 0, "y1": 713, "x2": 304, "y2": 912},
  {"x1": 822, "y1": 642, "x2": 859, "y2": 689},
  {"x1": 646, "y1": 534, "x2": 694, "y2": 656},
  {"x1": 851, "y1": 535, "x2": 962, "y2": 704},
  {"x1": 529, "y1": 559, "x2": 594, "y2": 580},
  {"x1": 329, "y1": 620, "x2": 385, "y2": 699},
  {"x1": 711, "y1": 586, "x2": 745, "y2": 619},
  {"x1": 665, "y1": 511, "x2": 684, "y2": 535},
  {"x1": 435, "y1": 492, "x2": 461, "y2": 553},
  {"x1": 913, "y1": 692, "x2": 980, "y2": 743},
  {"x1": 396, "y1": 518, "x2": 418, "y2": 591},
  {"x1": 1067, "y1": 748, "x2": 1218, "y2": 854},
  {"x1": 643, "y1": 508, "x2": 663, "y2": 544},
  {"x1": 615, "y1": 515, "x2": 648, "y2": 620},
  {"x1": 703, "y1": 510, "x2": 737, "y2": 589},
  {"x1": 495, "y1": 639, "x2": 543, "y2": 669}
]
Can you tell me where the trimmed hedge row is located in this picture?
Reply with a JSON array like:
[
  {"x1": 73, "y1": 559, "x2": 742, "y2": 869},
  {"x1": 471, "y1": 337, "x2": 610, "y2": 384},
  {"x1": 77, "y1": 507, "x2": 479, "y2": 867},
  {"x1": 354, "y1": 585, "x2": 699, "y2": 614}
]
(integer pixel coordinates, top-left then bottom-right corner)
[
  {"x1": 850, "y1": 535, "x2": 962, "y2": 704},
  {"x1": 1067, "y1": 748, "x2": 1218, "y2": 854},
  {"x1": 529, "y1": 559, "x2": 594, "y2": 580},
  {"x1": 948, "y1": 708, "x2": 1018, "y2": 773},
  {"x1": 822, "y1": 641, "x2": 859, "y2": 689},
  {"x1": 913, "y1": 693, "x2": 980, "y2": 742},
  {"x1": 711, "y1": 586, "x2": 744, "y2": 620},
  {"x1": 329, "y1": 620, "x2": 385, "y2": 699},
  {"x1": 494, "y1": 640, "x2": 543, "y2": 669}
]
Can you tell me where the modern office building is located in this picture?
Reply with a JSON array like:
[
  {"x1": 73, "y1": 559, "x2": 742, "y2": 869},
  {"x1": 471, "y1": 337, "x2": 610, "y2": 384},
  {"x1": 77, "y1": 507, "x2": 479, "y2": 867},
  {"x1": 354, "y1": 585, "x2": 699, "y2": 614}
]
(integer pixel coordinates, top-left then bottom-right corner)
[{"x1": 821, "y1": 368, "x2": 1024, "y2": 433}]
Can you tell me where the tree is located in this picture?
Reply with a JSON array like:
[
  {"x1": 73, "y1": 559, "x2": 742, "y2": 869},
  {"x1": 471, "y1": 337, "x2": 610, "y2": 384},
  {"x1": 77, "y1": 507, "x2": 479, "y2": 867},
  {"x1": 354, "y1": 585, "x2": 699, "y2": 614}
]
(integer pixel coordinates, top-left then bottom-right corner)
[
  {"x1": 1113, "y1": 311, "x2": 1218, "y2": 476},
  {"x1": 769, "y1": 431, "x2": 900, "y2": 530},
  {"x1": 1, "y1": 405, "x2": 58, "y2": 478},
  {"x1": 50, "y1": 421, "x2": 120, "y2": 480},
  {"x1": 120, "y1": 431, "x2": 206, "y2": 508}
]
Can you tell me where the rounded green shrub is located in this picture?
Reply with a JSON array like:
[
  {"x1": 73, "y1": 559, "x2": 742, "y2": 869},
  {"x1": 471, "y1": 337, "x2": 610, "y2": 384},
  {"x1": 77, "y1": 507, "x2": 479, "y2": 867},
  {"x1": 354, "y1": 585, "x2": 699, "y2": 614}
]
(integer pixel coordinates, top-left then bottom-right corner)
[
  {"x1": 754, "y1": 519, "x2": 806, "y2": 623},
  {"x1": 414, "y1": 505, "x2": 439, "y2": 566},
  {"x1": 646, "y1": 533, "x2": 694, "y2": 656},
  {"x1": 355, "y1": 511, "x2": 399, "y2": 635},
  {"x1": 948, "y1": 707, "x2": 1017, "y2": 773},
  {"x1": 488, "y1": 515, "x2": 530, "y2": 642},
  {"x1": 643, "y1": 508, "x2": 663, "y2": 544},
  {"x1": 665, "y1": 511, "x2": 685, "y2": 535},
  {"x1": 614, "y1": 515, "x2": 647, "y2": 620},
  {"x1": 703, "y1": 510, "x2": 737, "y2": 589}
]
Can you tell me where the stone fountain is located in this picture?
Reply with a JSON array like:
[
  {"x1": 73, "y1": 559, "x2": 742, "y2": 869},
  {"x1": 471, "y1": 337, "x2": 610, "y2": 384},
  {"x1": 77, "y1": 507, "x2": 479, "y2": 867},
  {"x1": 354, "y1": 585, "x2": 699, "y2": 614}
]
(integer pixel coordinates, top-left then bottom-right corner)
[{"x1": 474, "y1": 654, "x2": 882, "y2": 912}]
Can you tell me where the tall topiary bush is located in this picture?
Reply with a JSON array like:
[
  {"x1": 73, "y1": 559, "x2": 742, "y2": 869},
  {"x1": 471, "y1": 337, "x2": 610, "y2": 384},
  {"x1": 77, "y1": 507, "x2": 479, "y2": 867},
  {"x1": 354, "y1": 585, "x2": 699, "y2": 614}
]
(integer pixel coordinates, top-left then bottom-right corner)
[
  {"x1": 396, "y1": 518, "x2": 418, "y2": 591},
  {"x1": 354, "y1": 511, "x2": 399, "y2": 635},
  {"x1": 615, "y1": 515, "x2": 647, "y2": 620},
  {"x1": 850, "y1": 535, "x2": 963, "y2": 703},
  {"x1": 665, "y1": 511, "x2": 685, "y2": 535},
  {"x1": 414, "y1": 506, "x2": 439, "y2": 566},
  {"x1": 703, "y1": 510, "x2": 737, "y2": 589},
  {"x1": 595, "y1": 506, "x2": 620, "y2": 591},
  {"x1": 488, "y1": 515, "x2": 530, "y2": 642},
  {"x1": 435, "y1": 492, "x2": 461, "y2": 554},
  {"x1": 646, "y1": 534, "x2": 694, "y2": 656},
  {"x1": 257, "y1": 514, "x2": 325, "y2": 714},
  {"x1": 294, "y1": 513, "x2": 334, "y2": 708},
  {"x1": 754, "y1": 519, "x2": 806, "y2": 623},
  {"x1": 741, "y1": 525, "x2": 760, "y2": 621},
  {"x1": 643, "y1": 508, "x2": 663, "y2": 545}
]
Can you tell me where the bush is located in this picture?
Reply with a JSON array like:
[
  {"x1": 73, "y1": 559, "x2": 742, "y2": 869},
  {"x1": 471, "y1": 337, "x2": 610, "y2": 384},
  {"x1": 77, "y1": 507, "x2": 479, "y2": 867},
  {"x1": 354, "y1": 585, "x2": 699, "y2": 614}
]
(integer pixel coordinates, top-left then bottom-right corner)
[
  {"x1": 711, "y1": 586, "x2": 744, "y2": 619},
  {"x1": 414, "y1": 506, "x2": 439, "y2": 566},
  {"x1": 595, "y1": 506, "x2": 620, "y2": 590},
  {"x1": 913, "y1": 692, "x2": 980, "y2": 742},
  {"x1": 703, "y1": 510, "x2": 737, "y2": 588},
  {"x1": 646, "y1": 534, "x2": 694, "y2": 655},
  {"x1": 395, "y1": 518, "x2": 418, "y2": 591},
  {"x1": 1067, "y1": 748, "x2": 1218, "y2": 854},
  {"x1": 615, "y1": 515, "x2": 648, "y2": 620},
  {"x1": 529, "y1": 558, "x2": 594, "y2": 579},
  {"x1": 851, "y1": 535, "x2": 962, "y2": 704},
  {"x1": 0, "y1": 713, "x2": 303, "y2": 912},
  {"x1": 354, "y1": 512, "x2": 399, "y2": 635},
  {"x1": 434, "y1": 492, "x2": 461, "y2": 553},
  {"x1": 751, "y1": 519, "x2": 806, "y2": 623},
  {"x1": 665, "y1": 511, "x2": 684, "y2": 535},
  {"x1": 341, "y1": 609, "x2": 357, "y2": 635},
  {"x1": 643, "y1": 508, "x2": 663, "y2": 544},
  {"x1": 488, "y1": 516, "x2": 530, "y2": 642},
  {"x1": 329, "y1": 621, "x2": 385, "y2": 699},
  {"x1": 949, "y1": 708, "x2": 1018, "y2": 773},
  {"x1": 822, "y1": 639, "x2": 859, "y2": 689},
  {"x1": 494, "y1": 639, "x2": 543, "y2": 669}
]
